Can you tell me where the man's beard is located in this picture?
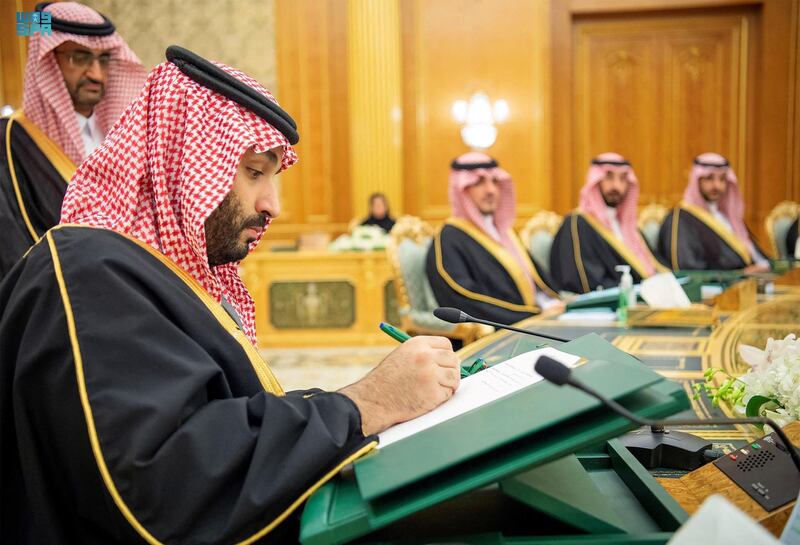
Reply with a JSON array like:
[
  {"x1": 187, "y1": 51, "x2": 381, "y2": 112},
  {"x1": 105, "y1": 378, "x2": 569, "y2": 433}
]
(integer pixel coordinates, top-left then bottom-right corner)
[
  {"x1": 700, "y1": 188, "x2": 722, "y2": 203},
  {"x1": 601, "y1": 191, "x2": 623, "y2": 207},
  {"x1": 71, "y1": 78, "x2": 106, "y2": 109},
  {"x1": 205, "y1": 193, "x2": 267, "y2": 267},
  {"x1": 476, "y1": 197, "x2": 498, "y2": 215}
]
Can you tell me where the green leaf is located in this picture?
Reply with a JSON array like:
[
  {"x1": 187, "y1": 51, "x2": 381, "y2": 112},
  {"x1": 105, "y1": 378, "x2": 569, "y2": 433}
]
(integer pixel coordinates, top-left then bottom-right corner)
[{"x1": 745, "y1": 395, "x2": 771, "y2": 417}]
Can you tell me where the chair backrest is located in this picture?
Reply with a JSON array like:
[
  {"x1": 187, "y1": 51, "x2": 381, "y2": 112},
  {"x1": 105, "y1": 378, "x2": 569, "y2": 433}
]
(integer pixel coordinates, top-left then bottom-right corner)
[
  {"x1": 764, "y1": 201, "x2": 800, "y2": 258},
  {"x1": 386, "y1": 216, "x2": 452, "y2": 331},
  {"x1": 519, "y1": 210, "x2": 563, "y2": 274},
  {"x1": 637, "y1": 203, "x2": 669, "y2": 252}
]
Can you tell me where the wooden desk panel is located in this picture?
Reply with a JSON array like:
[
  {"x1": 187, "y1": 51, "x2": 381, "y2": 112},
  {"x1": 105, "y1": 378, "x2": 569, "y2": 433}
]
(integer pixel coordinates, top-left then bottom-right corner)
[
  {"x1": 240, "y1": 250, "x2": 398, "y2": 348},
  {"x1": 658, "y1": 422, "x2": 800, "y2": 537}
]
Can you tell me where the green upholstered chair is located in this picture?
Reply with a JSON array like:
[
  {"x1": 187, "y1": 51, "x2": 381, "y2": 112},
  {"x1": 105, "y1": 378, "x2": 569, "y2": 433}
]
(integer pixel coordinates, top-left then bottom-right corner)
[
  {"x1": 637, "y1": 203, "x2": 669, "y2": 253},
  {"x1": 386, "y1": 216, "x2": 490, "y2": 344},
  {"x1": 519, "y1": 210, "x2": 563, "y2": 275},
  {"x1": 765, "y1": 201, "x2": 799, "y2": 258}
]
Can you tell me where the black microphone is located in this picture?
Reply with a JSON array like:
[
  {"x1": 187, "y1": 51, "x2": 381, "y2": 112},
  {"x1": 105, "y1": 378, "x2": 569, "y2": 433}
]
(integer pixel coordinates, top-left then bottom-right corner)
[
  {"x1": 535, "y1": 355, "x2": 800, "y2": 473},
  {"x1": 433, "y1": 307, "x2": 570, "y2": 343}
]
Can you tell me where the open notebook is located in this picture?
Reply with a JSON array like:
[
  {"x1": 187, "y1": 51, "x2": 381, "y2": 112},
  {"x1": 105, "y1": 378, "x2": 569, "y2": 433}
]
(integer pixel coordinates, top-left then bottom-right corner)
[{"x1": 377, "y1": 347, "x2": 581, "y2": 448}]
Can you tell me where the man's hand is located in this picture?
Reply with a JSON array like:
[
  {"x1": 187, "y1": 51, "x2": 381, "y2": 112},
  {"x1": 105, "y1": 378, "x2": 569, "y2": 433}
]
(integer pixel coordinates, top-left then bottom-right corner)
[
  {"x1": 339, "y1": 336, "x2": 460, "y2": 436},
  {"x1": 743, "y1": 262, "x2": 771, "y2": 274},
  {"x1": 541, "y1": 299, "x2": 566, "y2": 315}
]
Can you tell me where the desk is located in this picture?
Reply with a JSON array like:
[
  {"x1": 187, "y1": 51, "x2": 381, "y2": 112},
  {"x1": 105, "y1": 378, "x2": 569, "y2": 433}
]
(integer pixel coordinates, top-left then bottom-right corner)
[
  {"x1": 453, "y1": 277, "x2": 800, "y2": 538},
  {"x1": 240, "y1": 250, "x2": 399, "y2": 348},
  {"x1": 458, "y1": 285, "x2": 800, "y2": 452}
]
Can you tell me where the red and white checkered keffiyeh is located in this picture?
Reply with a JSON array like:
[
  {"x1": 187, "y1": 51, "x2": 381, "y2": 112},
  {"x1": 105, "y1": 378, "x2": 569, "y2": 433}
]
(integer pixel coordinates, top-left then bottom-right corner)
[
  {"x1": 22, "y1": 2, "x2": 146, "y2": 165},
  {"x1": 579, "y1": 152, "x2": 657, "y2": 275},
  {"x1": 60, "y1": 58, "x2": 298, "y2": 344}
]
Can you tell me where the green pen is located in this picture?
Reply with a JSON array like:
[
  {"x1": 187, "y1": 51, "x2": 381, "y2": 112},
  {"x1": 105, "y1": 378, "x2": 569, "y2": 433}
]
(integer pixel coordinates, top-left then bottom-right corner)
[
  {"x1": 379, "y1": 322, "x2": 483, "y2": 377},
  {"x1": 460, "y1": 358, "x2": 487, "y2": 377},
  {"x1": 467, "y1": 357, "x2": 488, "y2": 375},
  {"x1": 469, "y1": 357, "x2": 488, "y2": 373},
  {"x1": 379, "y1": 322, "x2": 411, "y2": 343}
]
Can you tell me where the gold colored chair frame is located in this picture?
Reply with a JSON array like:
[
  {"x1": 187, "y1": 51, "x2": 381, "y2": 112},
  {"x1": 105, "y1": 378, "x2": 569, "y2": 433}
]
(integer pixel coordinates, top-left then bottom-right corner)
[
  {"x1": 386, "y1": 215, "x2": 487, "y2": 344},
  {"x1": 764, "y1": 201, "x2": 799, "y2": 258},
  {"x1": 519, "y1": 210, "x2": 563, "y2": 244}
]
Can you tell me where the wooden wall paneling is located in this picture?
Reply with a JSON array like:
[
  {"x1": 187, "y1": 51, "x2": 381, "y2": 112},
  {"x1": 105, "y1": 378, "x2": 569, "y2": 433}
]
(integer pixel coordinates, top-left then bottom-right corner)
[
  {"x1": 664, "y1": 17, "x2": 751, "y2": 204},
  {"x1": 551, "y1": 0, "x2": 577, "y2": 214},
  {"x1": 329, "y1": 2, "x2": 353, "y2": 220},
  {"x1": 573, "y1": 21, "x2": 662, "y2": 200},
  {"x1": 273, "y1": 0, "x2": 301, "y2": 234},
  {"x1": 0, "y1": 0, "x2": 37, "y2": 110},
  {"x1": 792, "y1": 0, "x2": 800, "y2": 202},
  {"x1": 269, "y1": 0, "x2": 351, "y2": 245},
  {"x1": 347, "y1": 0, "x2": 404, "y2": 220},
  {"x1": 555, "y1": 0, "x2": 798, "y2": 248},
  {"x1": 569, "y1": 0, "x2": 761, "y2": 12},
  {"x1": 530, "y1": 0, "x2": 554, "y2": 219},
  {"x1": 572, "y1": 10, "x2": 754, "y2": 208},
  {"x1": 751, "y1": 0, "x2": 797, "y2": 243},
  {"x1": 401, "y1": 0, "x2": 553, "y2": 225},
  {"x1": 302, "y1": 0, "x2": 334, "y2": 225}
]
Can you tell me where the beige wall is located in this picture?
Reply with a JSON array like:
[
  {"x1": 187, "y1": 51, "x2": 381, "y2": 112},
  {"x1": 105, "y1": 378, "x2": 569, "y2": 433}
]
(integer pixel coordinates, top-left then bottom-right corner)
[
  {"x1": 82, "y1": 0, "x2": 277, "y2": 91},
  {"x1": 1, "y1": 0, "x2": 277, "y2": 106}
]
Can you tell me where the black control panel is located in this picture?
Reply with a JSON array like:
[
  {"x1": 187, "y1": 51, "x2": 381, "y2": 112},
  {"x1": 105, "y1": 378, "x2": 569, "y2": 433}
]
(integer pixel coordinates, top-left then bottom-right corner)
[{"x1": 714, "y1": 432, "x2": 800, "y2": 512}]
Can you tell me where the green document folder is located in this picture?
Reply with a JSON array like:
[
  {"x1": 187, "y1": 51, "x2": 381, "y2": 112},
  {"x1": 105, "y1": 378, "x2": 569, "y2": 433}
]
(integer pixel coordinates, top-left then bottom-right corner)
[
  {"x1": 565, "y1": 276, "x2": 699, "y2": 311},
  {"x1": 300, "y1": 334, "x2": 689, "y2": 545}
]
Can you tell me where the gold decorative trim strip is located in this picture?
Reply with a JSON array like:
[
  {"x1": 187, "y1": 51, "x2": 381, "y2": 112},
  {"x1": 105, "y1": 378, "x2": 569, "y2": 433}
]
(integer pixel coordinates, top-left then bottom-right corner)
[
  {"x1": 570, "y1": 213, "x2": 591, "y2": 293},
  {"x1": 679, "y1": 201, "x2": 753, "y2": 265},
  {"x1": 47, "y1": 226, "x2": 374, "y2": 544},
  {"x1": 576, "y1": 211, "x2": 655, "y2": 279},
  {"x1": 445, "y1": 217, "x2": 535, "y2": 306},
  {"x1": 434, "y1": 220, "x2": 539, "y2": 313},
  {"x1": 507, "y1": 227, "x2": 559, "y2": 298},
  {"x1": 240, "y1": 440, "x2": 378, "y2": 545},
  {"x1": 5, "y1": 112, "x2": 77, "y2": 243},
  {"x1": 5, "y1": 113, "x2": 40, "y2": 242},
  {"x1": 444, "y1": 217, "x2": 540, "y2": 307},
  {"x1": 12, "y1": 111, "x2": 76, "y2": 183},
  {"x1": 53, "y1": 224, "x2": 283, "y2": 395},
  {"x1": 47, "y1": 230, "x2": 163, "y2": 545},
  {"x1": 670, "y1": 206, "x2": 680, "y2": 270}
]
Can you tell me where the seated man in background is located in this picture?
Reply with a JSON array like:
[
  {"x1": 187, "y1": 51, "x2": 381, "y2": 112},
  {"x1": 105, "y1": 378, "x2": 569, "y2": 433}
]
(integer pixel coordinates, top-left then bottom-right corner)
[
  {"x1": 657, "y1": 153, "x2": 770, "y2": 272},
  {"x1": 0, "y1": 46, "x2": 460, "y2": 544},
  {"x1": 550, "y1": 153, "x2": 662, "y2": 293},
  {"x1": 426, "y1": 152, "x2": 560, "y2": 326},
  {"x1": 0, "y1": 2, "x2": 145, "y2": 278},
  {"x1": 360, "y1": 191, "x2": 396, "y2": 232},
  {"x1": 786, "y1": 214, "x2": 798, "y2": 259}
]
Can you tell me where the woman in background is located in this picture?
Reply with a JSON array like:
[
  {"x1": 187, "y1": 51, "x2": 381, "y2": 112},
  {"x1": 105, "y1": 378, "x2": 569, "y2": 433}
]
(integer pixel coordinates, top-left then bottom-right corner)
[{"x1": 361, "y1": 192, "x2": 396, "y2": 232}]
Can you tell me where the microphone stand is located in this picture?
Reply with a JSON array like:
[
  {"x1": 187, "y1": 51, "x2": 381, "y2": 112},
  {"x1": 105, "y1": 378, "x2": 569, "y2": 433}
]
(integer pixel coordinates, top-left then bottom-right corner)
[
  {"x1": 439, "y1": 307, "x2": 723, "y2": 470},
  {"x1": 433, "y1": 307, "x2": 570, "y2": 343},
  {"x1": 565, "y1": 370, "x2": 800, "y2": 473}
]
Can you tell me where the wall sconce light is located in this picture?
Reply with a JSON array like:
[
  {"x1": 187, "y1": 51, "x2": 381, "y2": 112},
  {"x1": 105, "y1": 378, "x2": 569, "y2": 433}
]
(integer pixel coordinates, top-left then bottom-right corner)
[{"x1": 451, "y1": 92, "x2": 509, "y2": 149}]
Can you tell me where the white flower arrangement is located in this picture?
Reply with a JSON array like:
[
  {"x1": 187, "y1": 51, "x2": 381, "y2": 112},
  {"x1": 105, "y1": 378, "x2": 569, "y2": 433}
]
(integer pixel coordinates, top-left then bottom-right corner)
[
  {"x1": 328, "y1": 225, "x2": 388, "y2": 252},
  {"x1": 696, "y1": 334, "x2": 800, "y2": 427}
]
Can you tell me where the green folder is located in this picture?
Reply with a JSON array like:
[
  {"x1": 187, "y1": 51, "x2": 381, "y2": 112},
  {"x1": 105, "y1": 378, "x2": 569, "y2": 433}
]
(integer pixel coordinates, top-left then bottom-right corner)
[
  {"x1": 674, "y1": 269, "x2": 746, "y2": 301},
  {"x1": 565, "y1": 276, "x2": 701, "y2": 311},
  {"x1": 300, "y1": 334, "x2": 690, "y2": 545}
]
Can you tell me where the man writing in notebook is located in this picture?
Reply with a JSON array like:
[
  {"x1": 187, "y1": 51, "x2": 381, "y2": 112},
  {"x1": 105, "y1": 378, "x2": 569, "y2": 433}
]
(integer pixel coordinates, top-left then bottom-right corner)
[{"x1": 0, "y1": 46, "x2": 459, "y2": 544}]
